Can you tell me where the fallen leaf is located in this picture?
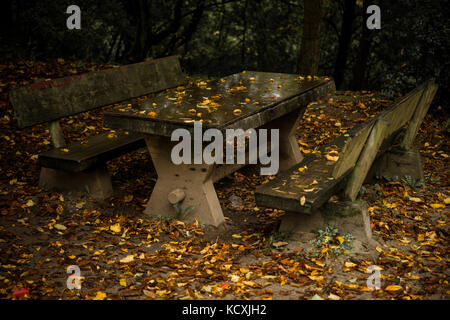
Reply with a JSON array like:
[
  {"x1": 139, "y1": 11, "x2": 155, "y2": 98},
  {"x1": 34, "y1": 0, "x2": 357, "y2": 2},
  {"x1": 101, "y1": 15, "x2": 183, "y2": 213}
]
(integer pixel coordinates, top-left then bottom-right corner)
[
  {"x1": 110, "y1": 223, "x2": 121, "y2": 233},
  {"x1": 123, "y1": 195, "x2": 133, "y2": 203},
  {"x1": 25, "y1": 200, "x2": 34, "y2": 207},
  {"x1": 143, "y1": 289, "x2": 156, "y2": 299},
  {"x1": 300, "y1": 196, "x2": 306, "y2": 206},
  {"x1": 93, "y1": 291, "x2": 107, "y2": 300},
  {"x1": 54, "y1": 224, "x2": 67, "y2": 231},
  {"x1": 408, "y1": 196, "x2": 422, "y2": 202},
  {"x1": 120, "y1": 255, "x2": 134, "y2": 263},
  {"x1": 325, "y1": 154, "x2": 339, "y2": 161},
  {"x1": 273, "y1": 241, "x2": 288, "y2": 248},
  {"x1": 385, "y1": 285, "x2": 403, "y2": 292},
  {"x1": 12, "y1": 288, "x2": 29, "y2": 298}
]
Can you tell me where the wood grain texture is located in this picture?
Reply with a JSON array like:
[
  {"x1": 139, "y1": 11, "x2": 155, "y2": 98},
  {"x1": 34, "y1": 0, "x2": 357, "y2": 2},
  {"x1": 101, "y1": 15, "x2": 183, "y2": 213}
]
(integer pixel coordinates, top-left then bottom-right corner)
[
  {"x1": 10, "y1": 56, "x2": 185, "y2": 128},
  {"x1": 38, "y1": 131, "x2": 145, "y2": 172},
  {"x1": 103, "y1": 73, "x2": 335, "y2": 135},
  {"x1": 400, "y1": 80, "x2": 438, "y2": 149},
  {"x1": 255, "y1": 80, "x2": 433, "y2": 214}
]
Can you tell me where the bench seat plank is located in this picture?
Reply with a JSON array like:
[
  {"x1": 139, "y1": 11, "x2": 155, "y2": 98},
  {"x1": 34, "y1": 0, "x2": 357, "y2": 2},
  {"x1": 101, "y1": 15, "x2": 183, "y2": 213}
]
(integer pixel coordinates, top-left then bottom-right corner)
[
  {"x1": 38, "y1": 131, "x2": 145, "y2": 172},
  {"x1": 255, "y1": 81, "x2": 433, "y2": 214},
  {"x1": 255, "y1": 134, "x2": 355, "y2": 214}
]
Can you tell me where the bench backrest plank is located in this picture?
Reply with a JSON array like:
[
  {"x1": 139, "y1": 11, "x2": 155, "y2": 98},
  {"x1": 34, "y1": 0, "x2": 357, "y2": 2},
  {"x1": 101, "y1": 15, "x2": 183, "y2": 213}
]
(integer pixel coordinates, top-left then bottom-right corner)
[
  {"x1": 331, "y1": 122, "x2": 375, "y2": 178},
  {"x1": 10, "y1": 55, "x2": 185, "y2": 128},
  {"x1": 331, "y1": 81, "x2": 429, "y2": 179},
  {"x1": 400, "y1": 80, "x2": 438, "y2": 149}
]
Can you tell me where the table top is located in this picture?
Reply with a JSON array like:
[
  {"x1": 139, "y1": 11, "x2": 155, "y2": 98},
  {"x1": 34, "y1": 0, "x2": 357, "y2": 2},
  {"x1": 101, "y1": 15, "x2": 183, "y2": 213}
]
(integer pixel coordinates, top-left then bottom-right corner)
[{"x1": 103, "y1": 71, "x2": 335, "y2": 136}]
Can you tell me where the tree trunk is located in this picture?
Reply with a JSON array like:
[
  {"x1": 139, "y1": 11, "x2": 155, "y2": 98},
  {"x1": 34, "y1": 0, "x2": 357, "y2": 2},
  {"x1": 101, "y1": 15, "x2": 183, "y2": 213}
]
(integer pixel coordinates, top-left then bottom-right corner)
[
  {"x1": 352, "y1": 0, "x2": 372, "y2": 90},
  {"x1": 333, "y1": 0, "x2": 357, "y2": 89},
  {"x1": 297, "y1": 0, "x2": 324, "y2": 75}
]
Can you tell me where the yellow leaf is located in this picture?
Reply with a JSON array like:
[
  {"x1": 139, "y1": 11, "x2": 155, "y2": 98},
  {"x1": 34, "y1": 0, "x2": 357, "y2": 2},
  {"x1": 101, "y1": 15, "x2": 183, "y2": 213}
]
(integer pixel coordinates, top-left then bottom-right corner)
[
  {"x1": 300, "y1": 147, "x2": 311, "y2": 154},
  {"x1": 123, "y1": 195, "x2": 133, "y2": 202},
  {"x1": 94, "y1": 291, "x2": 107, "y2": 300},
  {"x1": 344, "y1": 261, "x2": 357, "y2": 268},
  {"x1": 148, "y1": 111, "x2": 156, "y2": 118},
  {"x1": 308, "y1": 275, "x2": 324, "y2": 282},
  {"x1": 300, "y1": 196, "x2": 306, "y2": 206},
  {"x1": 430, "y1": 203, "x2": 445, "y2": 209},
  {"x1": 336, "y1": 236, "x2": 345, "y2": 244},
  {"x1": 408, "y1": 196, "x2": 422, "y2": 202},
  {"x1": 233, "y1": 109, "x2": 242, "y2": 116},
  {"x1": 444, "y1": 198, "x2": 450, "y2": 205},
  {"x1": 325, "y1": 154, "x2": 339, "y2": 161},
  {"x1": 120, "y1": 255, "x2": 134, "y2": 263},
  {"x1": 385, "y1": 285, "x2": 403, "y2": 291},
  {"x1": 120, "y1": 279, "x2": 127, "y2": 287},
  {"x1": 61, "y1": 148, "x2": 69, "y2": 153},
  {"x1": 110, "y1": 223, "x2": 121, "y2": 233}
]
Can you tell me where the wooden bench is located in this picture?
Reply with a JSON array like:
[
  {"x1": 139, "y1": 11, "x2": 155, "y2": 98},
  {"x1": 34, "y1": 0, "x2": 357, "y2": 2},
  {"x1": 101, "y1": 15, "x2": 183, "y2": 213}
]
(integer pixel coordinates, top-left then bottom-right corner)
[
  {"x1": 9, "y1": 56, "x2": 186, "y2": 199},
  {"x1": 255, "y1": 80, "x2": 438, "y2": 219}
]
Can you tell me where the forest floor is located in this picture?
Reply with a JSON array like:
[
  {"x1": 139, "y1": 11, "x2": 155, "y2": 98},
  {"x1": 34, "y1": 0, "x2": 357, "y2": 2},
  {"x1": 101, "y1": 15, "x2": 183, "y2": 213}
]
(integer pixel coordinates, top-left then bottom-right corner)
[{"x1": 0, "y1": 60, "x2": 448, "y2": 300}]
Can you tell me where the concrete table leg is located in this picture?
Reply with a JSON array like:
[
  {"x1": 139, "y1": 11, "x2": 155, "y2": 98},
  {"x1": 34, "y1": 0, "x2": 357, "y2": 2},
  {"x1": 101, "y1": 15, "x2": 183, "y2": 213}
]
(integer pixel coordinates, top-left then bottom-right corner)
[
  {"x1": 144, "y1": 135, "x2": 225, "y2": 227},
  {"x1": 264, "y1": 108, "x2": 305, "y2": 171}
]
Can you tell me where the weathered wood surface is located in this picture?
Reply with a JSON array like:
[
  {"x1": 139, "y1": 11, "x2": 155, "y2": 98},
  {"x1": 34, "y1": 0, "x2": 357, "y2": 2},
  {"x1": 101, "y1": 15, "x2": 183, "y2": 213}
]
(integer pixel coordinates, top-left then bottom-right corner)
[
  {"x1": 48, "y1": 120, "x2": 66, "y2": 148},
  {"x1": 255, "y1": 80, "x2": 435, "y2": 214},
  {"x1": 344, "y1": 118, "x2": 390, "y2": 201},
  {"x1": 254, "y1": 123, "x2": 371, "y2": 214},
  {"x1": 103, "y1": 73, "x2": 335, "y2": 135},
  {"x1": 38, "y1": 131, "x2": 145, "y2": 172},
  {"x1": 10, "y1": 56, "x2": 185, "y2": 128},
  {"x1": 400, "y1": 80, "x2": 438, "y2": 149}
]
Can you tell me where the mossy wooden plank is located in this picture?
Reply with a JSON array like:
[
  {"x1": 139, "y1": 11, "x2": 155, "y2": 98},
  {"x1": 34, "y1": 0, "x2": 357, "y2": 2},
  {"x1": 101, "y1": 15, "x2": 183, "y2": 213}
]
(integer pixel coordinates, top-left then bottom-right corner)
[
  {"x1": 38, "y1": 131, "x2": 145, "y2": 172},
  {"x1": 103, "y1": 73, "x2": 335, "y2": 135},
  {"x1": 255, "y1": 80, "x2": 435, "y2": 214},
  {"x1": 331, "y1": 121, "x2": 375, "y2": 178},
  {"x1": 254, "y1": 136, "x2": 353, "y2": 214},
  {"x1": 344, "y1": 118, "x2": 390, "y2": 201},
  {"x1": 10, "y1": 56, "x2": 185, "y2": 128},
  {"x1": 400, "y1": 80, "x2": 438, "y2": 149}
]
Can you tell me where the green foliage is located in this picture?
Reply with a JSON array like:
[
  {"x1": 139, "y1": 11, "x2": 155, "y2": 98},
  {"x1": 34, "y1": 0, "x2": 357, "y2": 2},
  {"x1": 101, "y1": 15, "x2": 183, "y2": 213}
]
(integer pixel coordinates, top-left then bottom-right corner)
[
  {"x1": 2, "y1": 0, "x2": 447, "y2": 107},
  {"x1": 309, "y1": 225, "x2": 355, "y2": 257},
  {"x1": 173, "y1": 202, "x2": 195, "y2": 220},
  {"x1": 401, "y1": 175, "x2": 423, "y2": 191}
]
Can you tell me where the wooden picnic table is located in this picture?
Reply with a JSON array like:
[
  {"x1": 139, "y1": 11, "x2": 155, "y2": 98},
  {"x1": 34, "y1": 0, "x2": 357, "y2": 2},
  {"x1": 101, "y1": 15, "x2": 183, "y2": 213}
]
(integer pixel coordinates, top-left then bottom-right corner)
[{"x1": 103, "y1": 71, "x2": 335, "y2": 226}]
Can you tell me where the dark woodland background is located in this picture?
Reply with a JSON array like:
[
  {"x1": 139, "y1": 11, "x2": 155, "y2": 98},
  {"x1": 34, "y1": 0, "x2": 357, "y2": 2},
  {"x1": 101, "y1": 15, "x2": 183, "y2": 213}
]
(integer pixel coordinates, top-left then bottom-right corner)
[{"x1": 0, "y1": 0, "x2": 448, "y2": 109}]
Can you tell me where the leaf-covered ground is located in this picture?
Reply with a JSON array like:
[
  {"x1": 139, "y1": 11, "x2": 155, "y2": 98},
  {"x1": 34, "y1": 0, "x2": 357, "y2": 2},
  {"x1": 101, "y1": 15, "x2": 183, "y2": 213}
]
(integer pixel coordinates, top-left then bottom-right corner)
[{"x1": 0, "y1": 60, "x2": 448, "y2": 300}]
